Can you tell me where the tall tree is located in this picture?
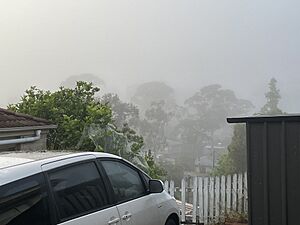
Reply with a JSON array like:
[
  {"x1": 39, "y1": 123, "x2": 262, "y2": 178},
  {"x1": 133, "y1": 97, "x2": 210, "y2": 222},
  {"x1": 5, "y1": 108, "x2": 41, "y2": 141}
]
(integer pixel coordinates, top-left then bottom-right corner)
[
  {"x1": 177, "y1": 85, "x2": 253, "y2": 171},
  {"x1": 260, "y1": 78, "x2": 283, "y2": 115},
  {"x1": 131, "y1": 81, "x2": 176, "y2": 114},
  {"x1": 184, "y1": 84, "x2": 253, "y2": 133},
  {"x1": 156, "y1": 85, "x2": 254, "y2": 174},
  {"x1": 214, "y1": 78, "x2": 284, "y2": 175},
  {"x1": 139, "y1": 101, "x2": 174, "y2": 157}
]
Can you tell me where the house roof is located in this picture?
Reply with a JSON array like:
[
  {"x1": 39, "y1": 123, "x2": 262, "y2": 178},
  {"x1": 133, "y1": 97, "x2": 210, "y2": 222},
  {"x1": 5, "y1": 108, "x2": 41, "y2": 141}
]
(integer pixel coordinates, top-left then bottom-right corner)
[
  {"x1": 0, "y1": 108, "x2": 57, "y2": 131},
  {"x1": 227, "y1": 114, "x2": 300, "y2": 123}
]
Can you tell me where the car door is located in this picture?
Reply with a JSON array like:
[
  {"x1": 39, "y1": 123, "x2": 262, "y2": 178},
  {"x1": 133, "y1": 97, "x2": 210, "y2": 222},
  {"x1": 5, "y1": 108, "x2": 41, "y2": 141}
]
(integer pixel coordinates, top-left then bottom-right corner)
[
  {"x1": 43, "y1": 159, "x2": 121, "y2": 225},
  {"x1": 100, "y1": 159, "x2": 162, "y2": 225}
]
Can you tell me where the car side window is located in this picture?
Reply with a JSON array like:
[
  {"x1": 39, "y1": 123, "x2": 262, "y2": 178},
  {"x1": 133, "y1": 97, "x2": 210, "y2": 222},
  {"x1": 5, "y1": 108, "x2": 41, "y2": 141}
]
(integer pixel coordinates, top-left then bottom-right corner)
[
  {"x1": 0, "y1": 174, "x2": 50, "y2": 225},
  {"x1": 48, "y1": 162, "x2": 109, "y2": 221},
  {"x1": 101, "y1": 160, "x2": 146, "y2": 203}
]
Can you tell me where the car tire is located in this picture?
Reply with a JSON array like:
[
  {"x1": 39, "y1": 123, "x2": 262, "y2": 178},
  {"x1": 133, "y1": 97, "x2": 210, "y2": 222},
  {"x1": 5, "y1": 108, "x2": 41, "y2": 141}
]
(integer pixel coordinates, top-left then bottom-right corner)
[{"x1": 165, "y1": 219, "x2": 177, "y2": 225}]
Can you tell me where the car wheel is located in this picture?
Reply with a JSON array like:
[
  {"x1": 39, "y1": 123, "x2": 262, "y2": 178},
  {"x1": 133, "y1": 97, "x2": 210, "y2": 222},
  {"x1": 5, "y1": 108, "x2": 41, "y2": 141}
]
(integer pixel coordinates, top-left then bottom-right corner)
[{"x1": 165, "y1": 219, "x2": 177, "y2": 225}]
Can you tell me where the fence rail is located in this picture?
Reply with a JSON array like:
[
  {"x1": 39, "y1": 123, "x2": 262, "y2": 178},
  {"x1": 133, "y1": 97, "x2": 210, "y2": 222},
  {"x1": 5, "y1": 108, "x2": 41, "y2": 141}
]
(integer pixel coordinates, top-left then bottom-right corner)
[{"x1": 164, "y1": 173, "x2": 248, "y2": 224}]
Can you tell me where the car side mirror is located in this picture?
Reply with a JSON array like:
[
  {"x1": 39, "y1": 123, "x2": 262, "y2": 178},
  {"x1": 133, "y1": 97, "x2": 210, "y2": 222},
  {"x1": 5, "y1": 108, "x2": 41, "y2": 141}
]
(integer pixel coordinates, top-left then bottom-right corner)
[{"x1": 149, "y1": 179, "x2": 164, "y2": 193}]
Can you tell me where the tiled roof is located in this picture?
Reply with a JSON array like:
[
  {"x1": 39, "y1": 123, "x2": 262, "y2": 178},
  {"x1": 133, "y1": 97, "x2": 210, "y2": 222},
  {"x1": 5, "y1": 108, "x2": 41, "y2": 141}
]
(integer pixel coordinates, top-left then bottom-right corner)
[{"x1": 0, "y1": 108, "x2": 56, "y2": 129}]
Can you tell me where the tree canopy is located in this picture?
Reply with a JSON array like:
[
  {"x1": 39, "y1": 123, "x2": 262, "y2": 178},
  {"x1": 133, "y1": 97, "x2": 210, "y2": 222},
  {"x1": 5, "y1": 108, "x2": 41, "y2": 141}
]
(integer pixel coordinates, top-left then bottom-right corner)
[
  {"x1": 260, "y1": 78, "x2": 283, "y2": 115},
  {"x1": 174, "y1": 85, "x2": 253, "y2": 172},
  {"x1": 214, "y1": 78, "x2": 284, "y2": 175},
  {"x1": 8, "y1": 81, "x2": 165, "y2": 178},
  {"x1": 99, "y1": 93, "x2": 139, "y2": 129},
  {"x1": 184, "y1": 84, "x2": 253, "y2": 133},
  {"x1": 213, "y1": 124, "x2": 247, "y2": 175},
  {"x1": 9, "y1": 81, "x2": 111, "y2": 150},
  {"x1": 131, "y1": 81, "x2": 176, "y2": 113}
]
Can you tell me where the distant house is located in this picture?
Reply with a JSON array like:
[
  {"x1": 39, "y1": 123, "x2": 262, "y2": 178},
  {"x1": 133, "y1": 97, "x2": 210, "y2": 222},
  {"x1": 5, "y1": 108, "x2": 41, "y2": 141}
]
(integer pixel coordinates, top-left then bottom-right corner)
[{"x1": 0, "y1": 108, "x2": 57, "y2": 151}]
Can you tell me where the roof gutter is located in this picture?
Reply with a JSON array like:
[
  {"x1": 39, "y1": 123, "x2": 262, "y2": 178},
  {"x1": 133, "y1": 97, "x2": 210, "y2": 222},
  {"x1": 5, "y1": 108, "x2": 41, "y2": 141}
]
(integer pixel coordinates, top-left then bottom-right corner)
[
  {"x1": 0, "y1": 125, "x2": 57, "y2": 133},
  {"x1": 0, "y1": 130, "x2": 41, "y2": 146}
]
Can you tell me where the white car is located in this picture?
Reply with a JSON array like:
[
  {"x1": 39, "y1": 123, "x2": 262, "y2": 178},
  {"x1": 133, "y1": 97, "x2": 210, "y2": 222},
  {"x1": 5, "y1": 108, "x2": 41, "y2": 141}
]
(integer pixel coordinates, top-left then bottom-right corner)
[{"x1": 0, "y1": 152, "x2": 180, "y2": 225}]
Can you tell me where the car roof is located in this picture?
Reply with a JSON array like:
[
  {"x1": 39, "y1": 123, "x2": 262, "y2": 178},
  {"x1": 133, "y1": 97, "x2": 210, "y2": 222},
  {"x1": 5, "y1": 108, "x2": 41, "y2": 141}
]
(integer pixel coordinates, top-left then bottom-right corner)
[{"x1": 0, "y1": 151, "x2": 121, "y2": 186}]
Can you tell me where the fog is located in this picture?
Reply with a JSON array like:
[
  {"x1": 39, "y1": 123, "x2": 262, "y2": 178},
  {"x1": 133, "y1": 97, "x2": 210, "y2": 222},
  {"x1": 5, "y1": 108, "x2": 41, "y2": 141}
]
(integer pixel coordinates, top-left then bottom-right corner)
[{"x1": 1, "y1": 0, "x2": 300, "y2": 112}]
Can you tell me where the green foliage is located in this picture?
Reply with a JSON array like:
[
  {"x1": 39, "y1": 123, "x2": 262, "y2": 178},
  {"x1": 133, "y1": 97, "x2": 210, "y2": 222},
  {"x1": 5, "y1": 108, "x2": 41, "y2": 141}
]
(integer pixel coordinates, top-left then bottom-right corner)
[
  {"x1": 214, "y1": 78, "x2": 284, "y2": 175},
  {"x1": 9, "y1": 82, "x2": 166, "y2": 178},
  {"x1": 260, "y1": 78, "x2": 283, "y2": 115},
  {"x1": 227, "y1": 124, "x2": 247, "y2": 172},
  {"x1": 8, "y1": 82, "x2": 111, "y2": 150},
  {"x1": 213, "y1": 124, "x2": 246, "y2": 175},
  {"x1": 145, "y1": 151, "x2": 167, "y2": 179},
  {"x1": 212, "y1": 154, "x2": 235, "y2": 176},
  {"x1": 97, "y1": 95, "x2": 167, "y2": 179}
]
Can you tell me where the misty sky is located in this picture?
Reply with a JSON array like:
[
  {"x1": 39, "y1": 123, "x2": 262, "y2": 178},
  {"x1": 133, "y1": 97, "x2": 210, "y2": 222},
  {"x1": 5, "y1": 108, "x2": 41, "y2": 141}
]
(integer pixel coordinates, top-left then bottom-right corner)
[{"x1": 0, "y1": 0, "x2": 300, "y2": 112}]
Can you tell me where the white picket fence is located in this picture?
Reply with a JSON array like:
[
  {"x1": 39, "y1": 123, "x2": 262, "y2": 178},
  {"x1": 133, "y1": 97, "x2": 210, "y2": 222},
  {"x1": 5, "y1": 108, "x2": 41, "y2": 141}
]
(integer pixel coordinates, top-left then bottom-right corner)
[{"x1": 164, "y1": 173, "x2": 248, "y2": 224}]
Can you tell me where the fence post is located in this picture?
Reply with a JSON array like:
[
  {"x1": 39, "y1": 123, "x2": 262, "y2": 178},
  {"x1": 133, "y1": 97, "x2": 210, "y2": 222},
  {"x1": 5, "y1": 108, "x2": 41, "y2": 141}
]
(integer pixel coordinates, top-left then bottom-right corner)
[
  {"x1": 238, "y1": 173, "x2": 243, "y2": 213},
  {"x1": 220, "y1": 175, "x2": 226, "y2": 216},
  {"x1": 244, "y1": 172, "x2": 248, "y2": 213},
  {"x1": 170, "y1": 180, "x2": 175, "y2": 197},
  {"x1": 198, "y1": 177, "x2": 204, "y2": 223},
  {"x1": 215, "y1": 176, "x2": 220, "y2": 223},
  {"x1": 232, "y1": 174, "x2": 238, "y2": 211},
  {"x1": 209, "y1": 177, "x2": 215, "y2": 223},
  {"x1": 181, "y1": 178, "x2": 186, "y2": 223},
  {"x1": 203, "y1": 177, "x2": 209, "y2": 224},
  {"x1": 164, "y1": 180, "x2": 169, "y2": 193},
  {"x1": 226, "y1": 175, "x2": 232, "y2": 212},
  {"x1": 192, "y1": 177, "x2": 198, "y2": 223}
]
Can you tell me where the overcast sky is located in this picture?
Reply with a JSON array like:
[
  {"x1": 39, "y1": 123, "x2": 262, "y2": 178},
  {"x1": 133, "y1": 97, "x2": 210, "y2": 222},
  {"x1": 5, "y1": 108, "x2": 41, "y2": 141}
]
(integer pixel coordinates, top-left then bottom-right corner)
[{"x1": 0, "y1": 0, "x2": 299, "y2": 112}]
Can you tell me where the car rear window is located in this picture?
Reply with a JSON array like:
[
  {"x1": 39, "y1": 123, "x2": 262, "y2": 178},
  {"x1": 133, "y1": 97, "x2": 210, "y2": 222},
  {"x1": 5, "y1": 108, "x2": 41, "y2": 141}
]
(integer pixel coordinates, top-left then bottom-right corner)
[{"x1": 48, "y1": 162, "x2": 109, "y2": 221}]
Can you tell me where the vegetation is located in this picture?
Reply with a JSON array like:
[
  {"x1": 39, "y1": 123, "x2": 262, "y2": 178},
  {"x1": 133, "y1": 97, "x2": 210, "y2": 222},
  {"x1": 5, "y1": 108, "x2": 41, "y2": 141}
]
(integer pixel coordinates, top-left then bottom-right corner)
[
  {"x1": 213, "y1": 124, "x2": 246, "y2": 175},
  {"x1": 130, "y1": 82, "x2": 253, "y2": 180},
  {"x1": 9, "y1": 77, "x2": 282, "y2": 179},
  {"x1": 131, "y1": 81, "x2": 176, "y2": 114},
  {"x1": 9, "y1": 81, "x2": 110, "y2": 150},
  {"x1": 8, "y1": 81, "x2": 165, "y2": 178},
  {"x1": 260, "y1": 78, "x2": 283, "y2": 115},
  {"x1": 178, "y1": 84, "x2": 253, "y2": 171},
  {"x1": 145, "y1": 151, "x2": 167, "y2": 179},
  {"x1": 140, "y1": 101, "x2": 173, "y2": 157},
  {"x1": 99, "y1": 93, "x2": 139, "y2": 129},
  {"x1": 214, "y1": 77, "x2": 284, "y2": 175},
  {"x1": 222, "y1": 211, "x2": 248, "y2": 224}
]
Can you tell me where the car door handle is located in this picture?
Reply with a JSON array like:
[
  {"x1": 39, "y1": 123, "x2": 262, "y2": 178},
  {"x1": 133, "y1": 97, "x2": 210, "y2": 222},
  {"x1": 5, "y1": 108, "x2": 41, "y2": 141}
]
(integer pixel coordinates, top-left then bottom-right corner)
[
  {"x1": 121, "y1": 212, "x2": 132, "y2": 220},
  {"x1": 108, "y1": 217, "x2": 120, "y2": 225}
]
